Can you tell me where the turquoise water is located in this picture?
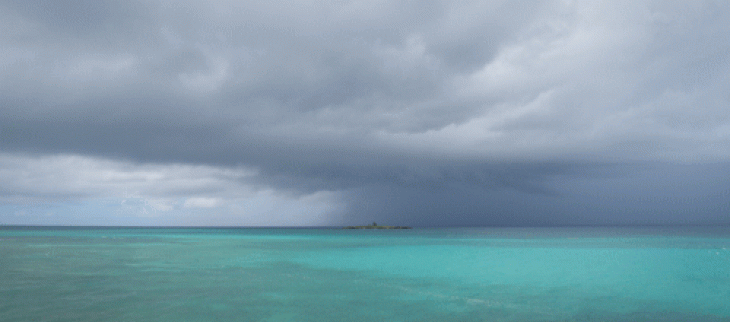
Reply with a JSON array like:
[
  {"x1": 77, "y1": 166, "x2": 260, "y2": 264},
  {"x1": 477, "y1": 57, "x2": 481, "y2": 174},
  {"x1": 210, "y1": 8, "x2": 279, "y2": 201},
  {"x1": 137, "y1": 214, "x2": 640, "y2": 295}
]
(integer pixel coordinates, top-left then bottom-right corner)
[{"x1": 1, "y1": 227, "x2": 729, "y2": 321}]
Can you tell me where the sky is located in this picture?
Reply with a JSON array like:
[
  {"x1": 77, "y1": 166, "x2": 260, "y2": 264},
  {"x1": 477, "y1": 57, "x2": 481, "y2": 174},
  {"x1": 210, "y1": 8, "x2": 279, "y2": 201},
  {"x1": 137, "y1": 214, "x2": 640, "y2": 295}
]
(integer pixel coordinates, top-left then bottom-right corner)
[{"x1": 1, "y1": 0, "x2": 729, "y2": 226}]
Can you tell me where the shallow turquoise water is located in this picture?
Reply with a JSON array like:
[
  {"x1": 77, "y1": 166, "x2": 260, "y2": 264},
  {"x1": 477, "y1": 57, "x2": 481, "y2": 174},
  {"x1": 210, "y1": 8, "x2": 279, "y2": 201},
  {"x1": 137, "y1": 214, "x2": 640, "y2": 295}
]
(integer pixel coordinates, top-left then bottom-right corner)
[{"x1": 1, "y1": 226, "x2": 729, "y2": 321}]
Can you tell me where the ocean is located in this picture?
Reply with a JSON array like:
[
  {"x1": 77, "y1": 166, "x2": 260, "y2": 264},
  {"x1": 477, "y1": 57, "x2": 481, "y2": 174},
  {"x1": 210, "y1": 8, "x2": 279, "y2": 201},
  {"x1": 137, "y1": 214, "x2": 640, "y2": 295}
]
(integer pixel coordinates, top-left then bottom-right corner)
[{"x1": 1, "y1": 226, "x2": 729, "y2": 321}]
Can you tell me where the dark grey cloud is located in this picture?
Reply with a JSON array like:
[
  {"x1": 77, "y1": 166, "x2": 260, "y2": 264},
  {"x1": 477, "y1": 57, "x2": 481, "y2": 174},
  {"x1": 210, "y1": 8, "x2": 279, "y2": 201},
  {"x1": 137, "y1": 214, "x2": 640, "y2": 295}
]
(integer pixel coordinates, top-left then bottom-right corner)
[
  {"x1": 338, "y1": 162, "x2": 730, "y2": 227},
  {"x1": 2, "y1": 1, "x2": 730, "y2": 226},
  {"x1": 2, "y1": 0, "x2": 148, "y2": 38}
]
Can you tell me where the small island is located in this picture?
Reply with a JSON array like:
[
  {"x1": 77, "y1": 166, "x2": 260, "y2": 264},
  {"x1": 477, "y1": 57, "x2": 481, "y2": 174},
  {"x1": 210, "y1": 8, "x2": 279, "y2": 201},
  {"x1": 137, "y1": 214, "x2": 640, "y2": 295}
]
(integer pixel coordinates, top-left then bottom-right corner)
[{"x1": 343, "y1": 222, "x2": 411, "y2": 229}]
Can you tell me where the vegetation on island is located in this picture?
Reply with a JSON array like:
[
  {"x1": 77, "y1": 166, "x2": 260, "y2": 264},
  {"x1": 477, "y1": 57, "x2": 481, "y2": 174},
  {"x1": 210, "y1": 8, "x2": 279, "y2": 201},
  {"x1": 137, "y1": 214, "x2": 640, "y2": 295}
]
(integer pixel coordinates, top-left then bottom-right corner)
[{"x1": 343, "y1": 222, "x2": 412, "y2": 229}]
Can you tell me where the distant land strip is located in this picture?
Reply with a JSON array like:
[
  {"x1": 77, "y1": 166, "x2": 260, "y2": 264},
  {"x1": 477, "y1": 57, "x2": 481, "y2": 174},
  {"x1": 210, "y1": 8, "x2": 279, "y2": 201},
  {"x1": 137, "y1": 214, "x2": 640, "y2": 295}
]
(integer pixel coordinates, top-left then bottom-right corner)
[{"x1": 343, "y1": 225, "x2": 411, "y2": 229}]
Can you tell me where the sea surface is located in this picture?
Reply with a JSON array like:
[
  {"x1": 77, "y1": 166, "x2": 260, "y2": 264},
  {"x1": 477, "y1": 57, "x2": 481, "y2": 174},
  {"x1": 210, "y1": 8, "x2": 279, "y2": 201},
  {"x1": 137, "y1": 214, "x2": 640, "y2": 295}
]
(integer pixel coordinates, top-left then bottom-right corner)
[{"x1": 1, "y1": 226, "x2": 729, "y2": 322}]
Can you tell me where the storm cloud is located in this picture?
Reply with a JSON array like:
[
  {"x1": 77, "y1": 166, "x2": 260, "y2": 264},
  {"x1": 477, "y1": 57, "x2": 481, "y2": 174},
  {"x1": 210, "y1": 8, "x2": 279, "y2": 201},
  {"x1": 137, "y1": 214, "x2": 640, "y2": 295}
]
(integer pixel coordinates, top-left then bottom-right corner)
[{"x1": 2, "y1": 1, "x2": 729, "y2": 226}]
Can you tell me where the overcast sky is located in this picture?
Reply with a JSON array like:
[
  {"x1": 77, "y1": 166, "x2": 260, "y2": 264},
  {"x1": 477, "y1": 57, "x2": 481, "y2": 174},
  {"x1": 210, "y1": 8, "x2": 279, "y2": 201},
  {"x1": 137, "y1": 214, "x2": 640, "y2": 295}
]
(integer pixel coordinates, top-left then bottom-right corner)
[{"x1": 2, "y1": 0, "x2": 729, "y2": 226}]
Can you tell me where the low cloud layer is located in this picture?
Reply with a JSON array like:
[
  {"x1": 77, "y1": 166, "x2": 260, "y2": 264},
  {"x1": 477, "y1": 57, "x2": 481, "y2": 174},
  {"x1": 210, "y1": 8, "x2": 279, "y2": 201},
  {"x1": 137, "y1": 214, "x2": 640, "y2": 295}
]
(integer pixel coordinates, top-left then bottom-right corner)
[
  {"x1": 2, "y1": 1, "x2": 729, "y2": 226},
  {"x1": 0, "y1": 153, "x2": 342, "y2": 225}
]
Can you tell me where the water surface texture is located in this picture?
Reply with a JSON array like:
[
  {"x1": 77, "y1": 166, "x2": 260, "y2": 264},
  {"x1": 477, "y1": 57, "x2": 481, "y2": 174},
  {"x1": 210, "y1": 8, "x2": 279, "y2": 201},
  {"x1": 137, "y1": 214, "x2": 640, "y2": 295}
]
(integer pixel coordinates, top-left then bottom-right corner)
[{"x1": 1, "y1": 226, "x2": 729, "y2": 321}]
